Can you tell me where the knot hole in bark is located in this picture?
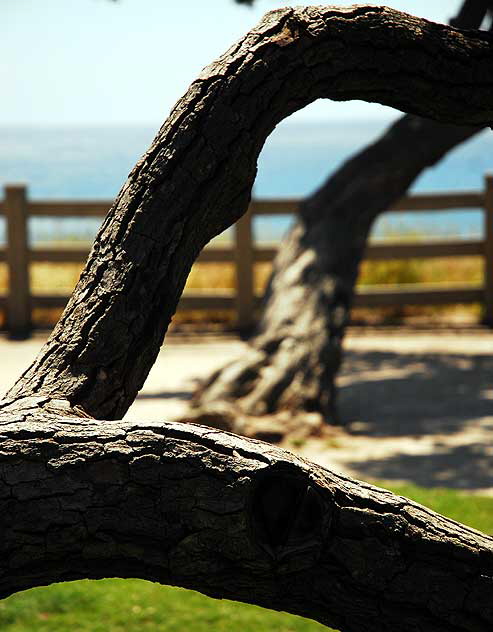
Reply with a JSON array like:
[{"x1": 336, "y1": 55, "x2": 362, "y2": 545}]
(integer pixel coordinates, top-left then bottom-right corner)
[{"x1": 251, "y1": 470, "x2": 327, "y2": 561}]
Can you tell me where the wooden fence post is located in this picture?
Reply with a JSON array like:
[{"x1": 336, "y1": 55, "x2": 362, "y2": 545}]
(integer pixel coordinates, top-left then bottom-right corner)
[
  {"x1": 484, "y1": 174, "x2": 493, "y2": 326},
  {"x1": 5, "y1": 185, "x2": 31, "y2": 338},
  {"x1": 234, "y1": 205, "x2": 255, "y2": 330}
]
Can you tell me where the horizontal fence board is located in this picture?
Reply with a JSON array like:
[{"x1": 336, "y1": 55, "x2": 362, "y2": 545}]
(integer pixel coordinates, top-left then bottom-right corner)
[
  {"x1": 179, "y1": 292, "x2": 235, "y2": 310},
  {"x1": 389, "y1": 192, "x2": 483, "y2": 212},
  {"x1": 29, "y1": 201, "x2": 110, "y2": 217},
  {"x1": 30, "y1": 248, "x2": 90, "y2": 263},
  {"x1": 254, "y1": 247, "x2": 278, "y2": 262},
  {"x1": 1, "y1": 192, "x2": 484, "y2": 219},
  {"x1": 365, "y1": 240, "x2": 483, "y2": 260},
  {"x1": 27, "y1": 246, "x2": 238, "y2": 264},
  {"x1": 254, "y1": 241, "x2": 485, "y2": 263},
  {"x1": 248, "y1": 192, "x2": 483, "y2": 216},
  {"x1": 353, "y1": 284, "x2": 483, "y2": 307},
  {"x1": 31, "y1": 295, "x2": 69, "y2": 309},
  {"x1": 197, "y1": 247, "x2": 235, "y2": 263},
  {"x1": 249, "y1": 199, "x2": 300, "y2": 215},
  {"x1": 31, "y1": 292, "x2": 237, "y2": 312},
  {"x1": 26, "y1": 284, "x2": 485, "y2": 315},
  {"x1": 2, "y1": 246, "x2": 235, "y2": 265},
  {"x1": 19, "y1": 240, "x2": 486, "y2": 266}
]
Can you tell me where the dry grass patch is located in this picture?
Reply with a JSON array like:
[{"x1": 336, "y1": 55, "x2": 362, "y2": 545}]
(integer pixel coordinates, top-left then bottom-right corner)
[{"x1": 0, "y1": 253, "x2": 484, "y2": 329}]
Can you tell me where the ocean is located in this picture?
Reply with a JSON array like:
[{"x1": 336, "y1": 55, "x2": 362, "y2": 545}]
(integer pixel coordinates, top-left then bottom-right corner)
[{"x1": 1, "y1": 118, "x2": 492, "y2": 247}]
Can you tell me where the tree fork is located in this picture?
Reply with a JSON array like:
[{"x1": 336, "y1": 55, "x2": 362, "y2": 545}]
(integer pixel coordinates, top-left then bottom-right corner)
[{"x1": 1, "y1": 6, "x2": 493, "y2": 631}]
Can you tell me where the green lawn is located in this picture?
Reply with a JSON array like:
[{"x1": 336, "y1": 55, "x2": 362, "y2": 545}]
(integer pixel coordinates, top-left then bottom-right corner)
[{"x1": 2, "y1": 483, "x2": 492, "y2": 632}]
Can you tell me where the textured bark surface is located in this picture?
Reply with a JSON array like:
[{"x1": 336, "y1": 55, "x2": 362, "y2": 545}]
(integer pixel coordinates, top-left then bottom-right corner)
[
  {"x1": 2, "y1": 412, "x2": 493, "y2": 632},
  {"x1": 188, "y1": 3, "x2": 491, "y2": 441},
  {"x1": 2, "y1": 7, "x2": 493, "y2": 631}
]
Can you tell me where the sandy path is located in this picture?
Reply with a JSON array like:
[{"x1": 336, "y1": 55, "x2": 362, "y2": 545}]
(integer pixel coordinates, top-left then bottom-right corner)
[
  {"x1": 300, "y1": 328, "x2": 493, "y2": 494},
  {"x1": 1, "y1": 328, "x2": 492, "y2": 493}
]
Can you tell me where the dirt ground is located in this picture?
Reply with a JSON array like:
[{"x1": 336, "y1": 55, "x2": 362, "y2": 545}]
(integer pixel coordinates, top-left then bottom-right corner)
[
  {"x1": 302, "y1": 327, "x2": 493, "y2": 495},
  {"x1": 1, "y1": 326, "x2": 492, "y2": 494}
]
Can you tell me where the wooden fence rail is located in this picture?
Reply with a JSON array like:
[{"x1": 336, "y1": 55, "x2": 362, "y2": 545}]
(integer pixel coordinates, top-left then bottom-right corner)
[{"x1": 0, "y1": 177, "x2": 492, "y2": 337}]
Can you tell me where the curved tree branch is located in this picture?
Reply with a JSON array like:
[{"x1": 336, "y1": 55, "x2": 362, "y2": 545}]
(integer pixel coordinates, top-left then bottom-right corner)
[
  {"x1": 450, "y1": 0, "x2": 493, "y2": 27},
  {"x1": 188, "y1": 0, "x2": 491, "y2": 438},
  {"x1": 6, "y1": 5, "x2": 493, "y2": 420},
  {"x1": 1, "y1": 7, "x2": 493, "y2": 631}
]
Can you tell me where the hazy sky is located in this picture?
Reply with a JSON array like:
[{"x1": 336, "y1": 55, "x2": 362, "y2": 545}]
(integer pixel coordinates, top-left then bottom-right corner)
[{"x1": 2, "y1": 0, "x2": 465, "y2": 126}]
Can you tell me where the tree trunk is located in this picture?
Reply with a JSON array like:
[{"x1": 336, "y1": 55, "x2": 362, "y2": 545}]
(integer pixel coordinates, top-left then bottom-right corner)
[
  {"x1": 188, "y1": 2, "x2": 491, "y2": 441},
  {"x1": 2, "y1": 6, "x2": 493, "y2": 631}
]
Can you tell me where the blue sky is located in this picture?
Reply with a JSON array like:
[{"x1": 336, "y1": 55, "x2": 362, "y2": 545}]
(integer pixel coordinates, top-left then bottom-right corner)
[{"x1": 2, "y1": 0, "x2": 465, "y2": 126}]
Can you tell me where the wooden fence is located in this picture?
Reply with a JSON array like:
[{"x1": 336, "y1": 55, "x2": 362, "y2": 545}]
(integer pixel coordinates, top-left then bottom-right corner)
[{"x1": 0, "y1": 177, "x2": 492, "y2": 337}]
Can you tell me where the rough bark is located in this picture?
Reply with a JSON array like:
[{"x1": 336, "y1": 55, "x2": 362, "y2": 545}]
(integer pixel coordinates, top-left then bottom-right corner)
[
  {"x1": 2, "y1": 411, "x2": 493, "y2": 632},
  {"x1": 2, "y1": 7, "x2": 493, "y2": 631},
  {"x1": 188, "y1": 2, "x2": 492, "y2": 441}
]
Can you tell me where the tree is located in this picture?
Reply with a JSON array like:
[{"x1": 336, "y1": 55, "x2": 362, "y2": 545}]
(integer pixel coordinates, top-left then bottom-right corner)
[
  {"x1": 187, "y1": 0, "x2": 493, "y2": 441},
  {"x1": 2, "y1": 7, "x2": 493, "y2": 631}
]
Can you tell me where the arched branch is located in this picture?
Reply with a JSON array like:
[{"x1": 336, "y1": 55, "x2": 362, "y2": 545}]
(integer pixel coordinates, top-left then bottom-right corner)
[
  {"x1": 1, "y1": 7, "x2": 493, "y2": 632},
  {"x1": 6, "y1": 5, "x2": 493, "y2": 419},
  {"x1": 187, "y1": 0, "x2": 492, "y2": 438}
]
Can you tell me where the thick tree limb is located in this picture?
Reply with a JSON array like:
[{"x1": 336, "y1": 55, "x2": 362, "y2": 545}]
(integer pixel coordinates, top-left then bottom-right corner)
[
  {"x1": 2, "y1": 7, "x2": 493, "y2": 631},
  {"x1": 450, "y1": 0, "x2": 493, "y2": 27},
  {"x1": 1, "y1": 413, "x2": 493, "y2": 632}
]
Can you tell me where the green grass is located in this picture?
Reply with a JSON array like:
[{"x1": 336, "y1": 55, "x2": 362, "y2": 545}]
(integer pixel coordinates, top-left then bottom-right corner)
[
  {"x1": 0, "y1": 580, "x2": 330, "y2": 632},
  {"x1": 2, "y1": 484, "x2": 492, "y2": 632}
]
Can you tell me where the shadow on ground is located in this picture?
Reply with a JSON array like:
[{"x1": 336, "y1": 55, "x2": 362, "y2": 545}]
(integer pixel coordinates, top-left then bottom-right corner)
[
  {"x1": 336, "y1": 350, "x2": 493, "y2": 490},
  {"x1": 339, "y1": 351, "x2": 493, "y2": 436},
  {"x1": 350, "y1": 443, "x2": 493, "y2": 490}
]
